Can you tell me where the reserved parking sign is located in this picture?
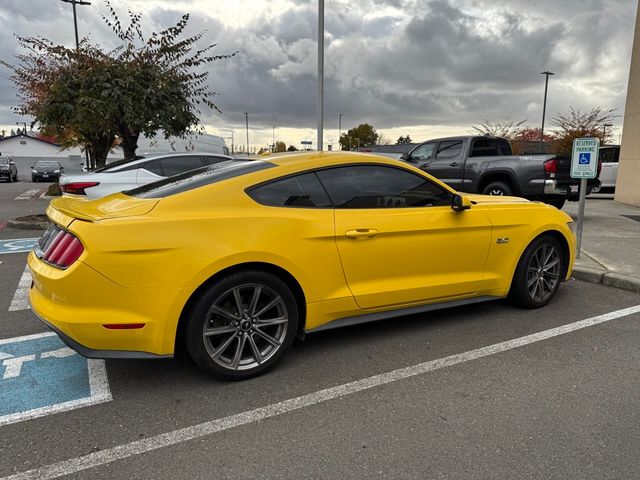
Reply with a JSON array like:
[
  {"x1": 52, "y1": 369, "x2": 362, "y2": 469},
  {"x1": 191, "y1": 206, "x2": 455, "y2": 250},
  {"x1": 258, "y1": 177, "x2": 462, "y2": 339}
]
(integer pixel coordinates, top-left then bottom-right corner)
[{"x1": 571, "y1": 137, "x2": 599, "y2": 178}]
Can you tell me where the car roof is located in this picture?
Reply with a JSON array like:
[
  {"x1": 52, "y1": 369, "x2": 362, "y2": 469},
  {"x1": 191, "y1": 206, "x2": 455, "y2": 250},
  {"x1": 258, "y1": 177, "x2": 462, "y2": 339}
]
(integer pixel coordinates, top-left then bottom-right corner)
[
  {"x1": 103, "y1": 152, "x2": 232, "y2": 172},
  {"x1": 264, "y1": 151, "x2": 403, "y2": 170}
]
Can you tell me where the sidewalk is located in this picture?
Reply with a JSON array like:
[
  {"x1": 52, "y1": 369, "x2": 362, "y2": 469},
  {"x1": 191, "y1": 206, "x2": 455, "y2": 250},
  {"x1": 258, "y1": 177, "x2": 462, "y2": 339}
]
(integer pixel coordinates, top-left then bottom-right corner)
[{"x1": 564, "y1": 199, "x2": 640, "y2": 293}]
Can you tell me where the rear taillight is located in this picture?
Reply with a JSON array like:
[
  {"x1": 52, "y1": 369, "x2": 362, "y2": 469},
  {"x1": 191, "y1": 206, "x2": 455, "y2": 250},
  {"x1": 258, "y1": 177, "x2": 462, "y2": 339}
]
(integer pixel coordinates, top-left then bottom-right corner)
[
  {"x1": 597, "y1": 157, "x2": 602, "y2": 177},
  {"x1": 37, "y1": 227, "x2": 84, "y2": 268},
  {"x1": 544, "y1": 158, "x2": 557, "y2": 175},
  {"x1": 61, "y1": 182, "x2": 99, "y2": 195}
]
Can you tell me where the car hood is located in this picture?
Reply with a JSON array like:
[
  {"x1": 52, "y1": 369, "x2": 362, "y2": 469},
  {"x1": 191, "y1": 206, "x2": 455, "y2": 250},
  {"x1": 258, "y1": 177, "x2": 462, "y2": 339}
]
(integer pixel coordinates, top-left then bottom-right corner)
[
  {"x1": 48, "y1": 193, "x2": 159, "y2": 226},
  {"x1": 465, "y1": 194, "x2": 531, "y2": 205}
]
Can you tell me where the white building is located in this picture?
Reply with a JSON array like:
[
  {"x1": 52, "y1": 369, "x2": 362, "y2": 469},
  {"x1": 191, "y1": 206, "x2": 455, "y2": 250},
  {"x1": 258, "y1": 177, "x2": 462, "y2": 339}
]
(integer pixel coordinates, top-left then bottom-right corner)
[{"x1": 0, "y1": 133, "x2": 123, "y2": 178}]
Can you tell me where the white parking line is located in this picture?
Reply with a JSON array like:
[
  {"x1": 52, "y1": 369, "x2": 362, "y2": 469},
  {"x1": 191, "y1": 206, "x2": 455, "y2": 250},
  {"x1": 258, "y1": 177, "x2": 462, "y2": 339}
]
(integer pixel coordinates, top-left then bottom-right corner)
[
  {"x1": 3, "y1": 304, "x2": 640, "y2": 480},
  {"x1": 8, "y1": 266, "x2": 31, "y2": 311},
  {"x1": 14, "y1": 189, "x2": 41, "y2": 201}
]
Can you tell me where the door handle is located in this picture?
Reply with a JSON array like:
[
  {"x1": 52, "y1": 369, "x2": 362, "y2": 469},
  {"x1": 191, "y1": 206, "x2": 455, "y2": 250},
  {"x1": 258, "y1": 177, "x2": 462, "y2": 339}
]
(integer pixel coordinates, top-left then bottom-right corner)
[
  {"x1": 345, "y1": 229, "x2": 379, "y2": 239},
  {"x1": 449, "y1": 162, "x2": 460, "y2": 167}
]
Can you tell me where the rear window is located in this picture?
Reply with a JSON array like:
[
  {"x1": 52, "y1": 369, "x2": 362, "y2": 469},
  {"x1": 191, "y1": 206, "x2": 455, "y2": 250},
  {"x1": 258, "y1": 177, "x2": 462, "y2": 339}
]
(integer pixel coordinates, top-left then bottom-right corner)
[{"x1": 125, "y1": 160, "x2": 275, "y2": 198}]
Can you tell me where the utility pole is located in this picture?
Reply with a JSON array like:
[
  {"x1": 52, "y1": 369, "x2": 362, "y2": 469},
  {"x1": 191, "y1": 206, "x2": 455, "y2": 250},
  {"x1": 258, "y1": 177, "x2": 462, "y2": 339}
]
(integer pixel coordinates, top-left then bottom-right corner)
[
  {"x1": 244, "y1": 113, "x2": 249, "y2": 155},
  {"x1": 317, "y1": 0, "x2": 324, "y2": 151},
  {"x1": 61, "y1": 0, "x2": 91, "y2": 51},
  {"x1": 539, "y1": 70, "x2": 554, "y2": 153},
  {"x1": 272, "y1": 126, "x2": 275, "y2": 152},
  {"x1": 338, "y1": 113, "x2": 342, "y2": 150}
]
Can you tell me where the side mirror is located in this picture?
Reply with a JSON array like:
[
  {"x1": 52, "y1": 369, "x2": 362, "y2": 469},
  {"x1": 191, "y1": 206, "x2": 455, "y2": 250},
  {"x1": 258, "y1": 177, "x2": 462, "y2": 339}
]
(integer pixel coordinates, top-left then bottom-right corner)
[
  {"x1": 9, "y1": 161, "x2": 15, "y2": 165},
  {"x1": 451, "y1": 194, "x2": 472, "y2": 212},
  {"x1": 400, "y1": 153, "x2": 410, "y2": 161}
]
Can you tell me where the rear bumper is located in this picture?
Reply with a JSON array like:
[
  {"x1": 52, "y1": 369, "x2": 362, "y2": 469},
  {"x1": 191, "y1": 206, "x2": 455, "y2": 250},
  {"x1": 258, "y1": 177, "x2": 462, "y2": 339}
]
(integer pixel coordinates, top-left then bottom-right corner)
[
  {"x1": 28, "y1": 251, "x2": 188, "y2": 358},
  {"x1": 543, "y1": 178, "x2": 601, "y2": 198},
  {"x1": 32, "y1": 173, "x2": 60, "y2": 181}
]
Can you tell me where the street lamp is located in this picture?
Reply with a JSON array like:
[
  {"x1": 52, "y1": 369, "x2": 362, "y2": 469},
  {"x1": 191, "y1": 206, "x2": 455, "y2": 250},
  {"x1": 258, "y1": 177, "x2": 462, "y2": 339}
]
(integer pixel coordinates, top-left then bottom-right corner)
[
  {"x1": 539, "y1": 70, "x2": 554, "y2": 153},
  {"x1": 61, "y1": 0, "x2": 91, "y2": 51}
]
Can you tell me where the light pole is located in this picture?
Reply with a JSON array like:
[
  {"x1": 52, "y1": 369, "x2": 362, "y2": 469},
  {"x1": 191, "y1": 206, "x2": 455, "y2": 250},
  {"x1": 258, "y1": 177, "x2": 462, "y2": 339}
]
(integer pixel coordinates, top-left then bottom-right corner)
[
  {"x1": 539, "y1": 70, "x2": 554, "y2": 153},
  {"x1": 338, "y1": 113, "x2": 342, "y2": 150},
  {"x1": 244, "y1": 113, "x2": 249, "y2": 154},
  {"x1": 317, "y1": 0, "x2": 324, "y2": 151},
  {"x1": 61, "y1": 0, "x2": 91, "y2": 51},
  {"x1": 602, "y1": 123, "x2": 613, "y2": 144},
  {"x1": 15, "y1": 122, "x2": 27, "y2": 136},
  {"x1": 272, "y1": 126, "x2": 275, "y2": 152}
]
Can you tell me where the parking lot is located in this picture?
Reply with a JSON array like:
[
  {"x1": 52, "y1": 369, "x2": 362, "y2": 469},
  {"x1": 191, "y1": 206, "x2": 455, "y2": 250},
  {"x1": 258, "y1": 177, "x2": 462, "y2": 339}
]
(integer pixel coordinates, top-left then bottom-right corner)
[{"x1": 0, "y1": 182, "x2": 639, "y2": 479}]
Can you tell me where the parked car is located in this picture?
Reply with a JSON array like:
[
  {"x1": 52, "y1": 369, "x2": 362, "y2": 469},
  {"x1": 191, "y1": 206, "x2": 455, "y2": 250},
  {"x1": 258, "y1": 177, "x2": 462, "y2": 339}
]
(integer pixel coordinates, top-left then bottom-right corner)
[
  {"x1": 0, "y1": 156, "x2": 18, "y2": 182},
  {"x1": 401, "y1": 136, "x2": 601, "y2": 209},
  {"x1": 32, "y1": 160, "x2": 64, "y2": 182},
  {"x1": 592, "y1": 145, "x2": 619, "y2": 193},
  {"x1": 29, "y1": 152, "x2": 575, "y2": 380},
  {"x1": 59, "y1": 152, "x2": 232, "y2": 198}
]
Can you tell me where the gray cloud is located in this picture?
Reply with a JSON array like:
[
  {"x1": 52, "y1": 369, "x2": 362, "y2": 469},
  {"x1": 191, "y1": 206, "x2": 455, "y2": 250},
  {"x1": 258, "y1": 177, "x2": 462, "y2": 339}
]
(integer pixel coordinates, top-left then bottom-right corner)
[{"x1": 0, "y1": 0, "x2": 635, "y2": 142}]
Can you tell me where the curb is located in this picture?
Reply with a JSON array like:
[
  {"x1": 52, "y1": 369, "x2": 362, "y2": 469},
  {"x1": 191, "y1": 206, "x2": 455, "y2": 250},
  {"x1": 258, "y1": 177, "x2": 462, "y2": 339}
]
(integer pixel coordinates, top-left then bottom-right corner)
[
  {"x1": 6, "y1": 219, "x2": 49, "y2": 231},
  {"x1": 572, "y1": 266, "x2": 640, "y2": 294}
]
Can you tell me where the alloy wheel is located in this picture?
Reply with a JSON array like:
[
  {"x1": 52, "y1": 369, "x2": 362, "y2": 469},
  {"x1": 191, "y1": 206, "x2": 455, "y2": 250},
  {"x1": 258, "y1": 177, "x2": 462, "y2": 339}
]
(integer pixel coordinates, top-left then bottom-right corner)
[
  {"x1": 488, "y1": 188, "x2": 505, "y2": 196},
  {"x1": 526, "y1": 243, "x2": 560, "y2": 303},
  {"x1": 202, "y1": 283, "x2": 289, "y2": 371}
]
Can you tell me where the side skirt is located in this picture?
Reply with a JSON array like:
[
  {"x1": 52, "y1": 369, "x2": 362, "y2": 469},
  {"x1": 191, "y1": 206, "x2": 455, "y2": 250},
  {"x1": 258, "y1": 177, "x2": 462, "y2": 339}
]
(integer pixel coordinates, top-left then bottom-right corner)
[{"x1": 306, "y1": 295, "x2": 502, "y2": 334}]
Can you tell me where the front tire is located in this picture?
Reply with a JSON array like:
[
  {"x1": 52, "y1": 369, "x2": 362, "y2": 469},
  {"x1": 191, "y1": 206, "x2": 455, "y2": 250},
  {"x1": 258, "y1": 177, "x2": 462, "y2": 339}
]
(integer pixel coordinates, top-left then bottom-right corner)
[
  {"x1": 509, "y1": 235, "x2": 564, "y2": 308},
  {"x1": 185, "y1": 270, "x2": 299, "y2": 380},
  {"x1": 482, "y1": 181, "x2": 513, "y2": 196}
]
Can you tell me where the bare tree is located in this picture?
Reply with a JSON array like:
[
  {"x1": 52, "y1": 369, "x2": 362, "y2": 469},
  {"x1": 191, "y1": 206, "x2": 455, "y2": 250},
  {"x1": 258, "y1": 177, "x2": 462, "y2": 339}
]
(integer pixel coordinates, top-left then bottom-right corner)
[{"x1": 470, "y1": 119, "x2": 527, "y2": 139}]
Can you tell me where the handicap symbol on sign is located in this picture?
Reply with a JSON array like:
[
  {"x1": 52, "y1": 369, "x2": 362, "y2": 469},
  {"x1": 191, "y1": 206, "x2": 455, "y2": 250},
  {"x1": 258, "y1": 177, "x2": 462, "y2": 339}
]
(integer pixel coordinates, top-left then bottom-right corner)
[
  {"x1": 0, "y1": 332, "x2": 111, "y2": 426},
  {"x1": 578, "y1": 152, "x2": 591, "y2": 165}
]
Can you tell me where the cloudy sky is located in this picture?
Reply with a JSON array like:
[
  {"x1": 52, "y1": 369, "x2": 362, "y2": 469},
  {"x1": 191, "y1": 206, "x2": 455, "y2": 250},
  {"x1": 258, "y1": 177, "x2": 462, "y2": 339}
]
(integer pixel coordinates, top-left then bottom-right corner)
[{"x1": 0, "y1": 0, "x2": 636, "y2": 150}]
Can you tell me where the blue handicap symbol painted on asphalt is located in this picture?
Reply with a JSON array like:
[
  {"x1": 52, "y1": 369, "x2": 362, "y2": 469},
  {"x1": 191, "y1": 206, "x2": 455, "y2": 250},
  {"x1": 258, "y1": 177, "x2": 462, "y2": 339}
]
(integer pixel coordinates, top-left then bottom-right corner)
[
  {"x1": 578, "y1": 152, "x2": 591, "y2": 165},
  {"x1": 0, "y1": 332, "x2": 111, "y2": 426},
  {"x1": 0, "y1": 238, "x2": 39, "y2": 255}
]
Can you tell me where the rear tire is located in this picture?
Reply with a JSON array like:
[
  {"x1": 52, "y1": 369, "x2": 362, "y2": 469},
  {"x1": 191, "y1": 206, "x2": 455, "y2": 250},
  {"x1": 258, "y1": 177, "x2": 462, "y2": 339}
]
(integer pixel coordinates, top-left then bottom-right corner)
[
  {"x1": 509, "y1": 235, "x2": 564, "y2": 308},
  {"x1": 482, "y1": 181, "x2": 513, "y2": 196},
  {"x1": 184, "y1": 270, "x2": 299, "y2": 380}
]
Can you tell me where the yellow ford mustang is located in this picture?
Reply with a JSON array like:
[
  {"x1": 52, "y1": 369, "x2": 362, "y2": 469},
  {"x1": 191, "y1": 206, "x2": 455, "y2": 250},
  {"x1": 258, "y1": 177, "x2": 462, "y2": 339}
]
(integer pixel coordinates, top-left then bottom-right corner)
[{"x1": 29, "y1": 152, "x2": 576, "y2": 379}]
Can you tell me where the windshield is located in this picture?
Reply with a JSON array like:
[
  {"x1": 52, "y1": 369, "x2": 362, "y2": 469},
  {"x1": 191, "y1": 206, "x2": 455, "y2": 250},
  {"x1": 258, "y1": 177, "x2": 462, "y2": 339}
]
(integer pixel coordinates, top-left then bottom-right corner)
[
  {"x1": 0, "y1": 158, "x2": 9, "y2": 165},
  {"x1": 125, "y1": 160, "x2": 275, "y2": 198},
  {"x1": 35, "y1": 161, "x2": 59, "y2": 168}
]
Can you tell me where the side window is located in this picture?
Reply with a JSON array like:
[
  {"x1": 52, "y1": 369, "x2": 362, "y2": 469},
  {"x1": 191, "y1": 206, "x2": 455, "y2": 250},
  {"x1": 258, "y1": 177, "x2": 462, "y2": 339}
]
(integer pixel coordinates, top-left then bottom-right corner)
[
  {"x1": 140, "y1": 159, "x2": 164, "y2": 176},
  {"x1": 160, "y1": 156, "x2": 205, "y2": 177},
  {"x1": 410, "y1": 143, "x2": 435, "y2": 161},
  {"x1": 435, "y1": 140, "x2": 463, "y2": 159},
  {"x1": 599, "y1": 148, "x2": 618, "y2": 164},
  {"x1": 202, "y1": 155, "x2": 228, "y2": 166},
  {"x1": 316, "y1": 165, "x2": 452, "y2": 209},
  {"x1": 471, "y1": 138, "x2": 498, "y2": 157},
  {"x1": 248, "y1": 172, "x2": 332, "y2": 208},
  {"x1": 497, "y1": 139, "x2": 512, "y2": 155}
]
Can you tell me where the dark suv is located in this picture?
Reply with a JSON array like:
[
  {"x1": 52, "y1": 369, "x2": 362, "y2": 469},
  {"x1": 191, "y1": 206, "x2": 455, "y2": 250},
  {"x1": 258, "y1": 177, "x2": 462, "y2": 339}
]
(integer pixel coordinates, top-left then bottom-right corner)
[
  {"x1": 0, "y1": 157, "x2": 18, "y2": 182},
  {"x1": 32, "y1": 160, "x2": 64, "y2": 182}
]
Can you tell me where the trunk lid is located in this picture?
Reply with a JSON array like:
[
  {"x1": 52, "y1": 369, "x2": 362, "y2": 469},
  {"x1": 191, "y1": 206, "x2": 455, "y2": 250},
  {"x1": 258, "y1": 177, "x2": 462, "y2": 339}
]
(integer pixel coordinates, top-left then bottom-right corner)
[{"x1": 48, "y1": 193, "x2": 159, "y2": 227}]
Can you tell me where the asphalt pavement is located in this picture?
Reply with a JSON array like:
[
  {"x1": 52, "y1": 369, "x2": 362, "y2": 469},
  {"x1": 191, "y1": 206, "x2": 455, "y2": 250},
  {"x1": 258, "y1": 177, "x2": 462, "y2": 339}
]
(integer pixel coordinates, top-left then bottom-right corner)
[{"x1": 1, "y1": 183, "x2": 640, "y2": 479}]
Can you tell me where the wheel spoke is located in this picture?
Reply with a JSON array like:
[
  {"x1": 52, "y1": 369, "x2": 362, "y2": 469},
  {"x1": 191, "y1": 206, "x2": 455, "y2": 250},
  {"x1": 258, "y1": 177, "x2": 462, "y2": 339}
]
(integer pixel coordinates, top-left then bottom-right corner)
[
  {"x1": 527, "y1": 275, "x2": 538, "y2": 288},
  {"x1": 254, "y1": 328, "x2": 281, "y2": 347},
  {"x1": 232, "y1": 287, "x2": 244, "y2": 316},
  {"x1": 543, "y1": 258, "x2": 560, "y2": 271},
  {"x1": 247, "y1": 334, "x2": 263, "y2": 365},
  {"x1": 204, "y1": 325, "x2": 237, "y2": 337},
  {"x1": 544, "y1": 272, "x2": 559, "y2": 280},
  {"x1": 211, "y1": 333, "x2": 238, "y2": 359},
  {"x1": 248, "y1": 286, "x2": 262, "y2": 316},
  {"x1": 543, "y1": 246, "x2": 555, "y2": 265},
  {"x1": 210, "y1": 305, "x2": 239, "y2": 321},
  {"x1": 254, "y1": 297, "x2": 281, "y2": 319},
  {"x1": 231, "y1": 334, "x2": 247, "y2": 369},
  {"x1": 256, "y1": 316, "x2": 288, "y2": 327}
]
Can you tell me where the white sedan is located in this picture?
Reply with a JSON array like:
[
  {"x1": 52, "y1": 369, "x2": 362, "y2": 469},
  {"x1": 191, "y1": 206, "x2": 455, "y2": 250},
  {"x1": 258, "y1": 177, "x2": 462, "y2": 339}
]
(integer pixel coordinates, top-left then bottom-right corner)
[{"x1": 59, "y1": 152, "x2": 232, "y2": 199}]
